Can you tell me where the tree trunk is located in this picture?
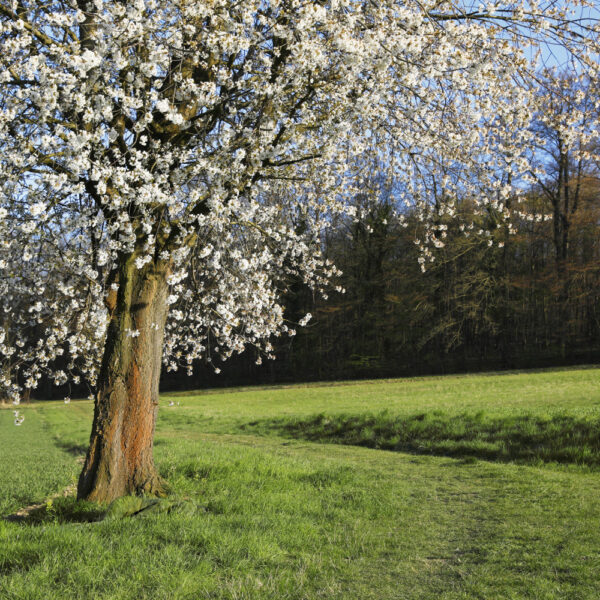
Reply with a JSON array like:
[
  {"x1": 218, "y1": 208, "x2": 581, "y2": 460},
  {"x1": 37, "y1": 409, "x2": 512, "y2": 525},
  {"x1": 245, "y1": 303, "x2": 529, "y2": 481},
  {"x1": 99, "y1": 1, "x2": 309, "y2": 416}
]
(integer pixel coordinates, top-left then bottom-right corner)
[{"x1": 77, "y1": 255, "x2": 170, "y2": 503}]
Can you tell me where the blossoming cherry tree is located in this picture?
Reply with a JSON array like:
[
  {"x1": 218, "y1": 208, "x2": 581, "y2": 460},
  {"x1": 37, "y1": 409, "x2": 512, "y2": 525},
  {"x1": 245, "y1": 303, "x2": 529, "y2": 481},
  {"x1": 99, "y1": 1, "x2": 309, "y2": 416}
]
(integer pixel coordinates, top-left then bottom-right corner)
[{"x1": 0, "y1": 0, "x2": 597, "y2": 502}]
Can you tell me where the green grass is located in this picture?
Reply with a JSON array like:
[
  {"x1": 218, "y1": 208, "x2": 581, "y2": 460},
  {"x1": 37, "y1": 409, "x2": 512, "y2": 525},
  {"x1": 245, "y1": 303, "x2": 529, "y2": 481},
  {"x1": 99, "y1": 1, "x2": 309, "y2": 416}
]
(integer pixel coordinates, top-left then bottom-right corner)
[{"x1": 1, "y1": 366, "x2": 600, "y2": 599}]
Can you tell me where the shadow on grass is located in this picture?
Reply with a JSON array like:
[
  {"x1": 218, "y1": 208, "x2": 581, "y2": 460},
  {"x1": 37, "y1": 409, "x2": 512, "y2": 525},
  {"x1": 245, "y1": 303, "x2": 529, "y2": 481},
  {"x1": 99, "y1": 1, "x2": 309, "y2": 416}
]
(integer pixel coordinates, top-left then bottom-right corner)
[
  {"x1": 4, "y1": 496, "x2": 104, "y2": 526},
  {"x1": 53, "y1": 439, "x2": 88, "y2": 456},
  {"x1": 241, "y1": 411, "x2": 600, "y2": 468},
  {"x1": 4, "y1": 494, "x2": 199, "y2": 527}
]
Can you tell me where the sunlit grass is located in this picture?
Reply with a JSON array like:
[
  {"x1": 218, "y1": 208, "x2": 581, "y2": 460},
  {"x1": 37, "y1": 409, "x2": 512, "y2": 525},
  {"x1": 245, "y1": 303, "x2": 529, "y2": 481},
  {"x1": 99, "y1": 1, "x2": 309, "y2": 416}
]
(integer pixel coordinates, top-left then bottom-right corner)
[{"x1": 1, "y1": 366, "x2": 599, "y2": 599}]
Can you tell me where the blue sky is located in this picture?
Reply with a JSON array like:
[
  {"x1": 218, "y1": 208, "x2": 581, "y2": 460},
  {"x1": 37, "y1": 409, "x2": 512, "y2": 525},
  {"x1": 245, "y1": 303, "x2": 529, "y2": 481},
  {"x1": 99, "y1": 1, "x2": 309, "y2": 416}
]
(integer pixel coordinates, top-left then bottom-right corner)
[{"x1": 533, "y1": 1, "x2": 600, "y2": 69}]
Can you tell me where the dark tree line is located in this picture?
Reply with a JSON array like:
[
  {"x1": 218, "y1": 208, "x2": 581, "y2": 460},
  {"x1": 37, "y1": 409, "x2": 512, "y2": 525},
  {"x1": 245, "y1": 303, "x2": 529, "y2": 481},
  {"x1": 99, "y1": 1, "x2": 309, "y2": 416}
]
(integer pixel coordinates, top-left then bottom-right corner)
[
  {"x1": 157, "y1": 167, "x2": 599, "y2": 391},
  {"x1": 171, "y1": 74, "x2": 600, "y2": 388}
]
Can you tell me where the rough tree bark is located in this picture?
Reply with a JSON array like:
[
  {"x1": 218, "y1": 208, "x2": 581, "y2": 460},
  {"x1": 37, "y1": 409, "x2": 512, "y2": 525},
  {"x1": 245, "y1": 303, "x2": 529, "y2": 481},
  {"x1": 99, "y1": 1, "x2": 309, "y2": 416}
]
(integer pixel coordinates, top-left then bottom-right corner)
[{"x1": 77, "y1": 254, "x2": 170, "y2": 503}]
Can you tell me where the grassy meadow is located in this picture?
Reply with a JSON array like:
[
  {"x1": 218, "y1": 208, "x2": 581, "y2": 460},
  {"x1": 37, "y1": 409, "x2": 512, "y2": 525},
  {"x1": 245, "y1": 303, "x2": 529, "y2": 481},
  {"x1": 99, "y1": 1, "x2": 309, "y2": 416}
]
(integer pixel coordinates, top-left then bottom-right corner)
[{"x1": 1, "y1": 367, "x2": 600, "y2": 599}]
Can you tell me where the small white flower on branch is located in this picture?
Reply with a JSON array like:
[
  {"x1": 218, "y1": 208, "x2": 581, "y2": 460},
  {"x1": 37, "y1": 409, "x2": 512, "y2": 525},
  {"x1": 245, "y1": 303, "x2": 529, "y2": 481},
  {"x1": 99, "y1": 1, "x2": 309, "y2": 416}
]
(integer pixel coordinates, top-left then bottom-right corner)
[{"x1": 298, "y1": 313, "x2": 312, "y2": 327}]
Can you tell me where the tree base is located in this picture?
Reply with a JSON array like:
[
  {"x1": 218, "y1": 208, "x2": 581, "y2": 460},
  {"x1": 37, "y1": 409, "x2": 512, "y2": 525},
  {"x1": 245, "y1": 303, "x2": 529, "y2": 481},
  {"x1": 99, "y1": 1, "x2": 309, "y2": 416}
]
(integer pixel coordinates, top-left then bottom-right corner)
[{"x1": 78, "y1": 460, "x2": 168, "y2": 504}]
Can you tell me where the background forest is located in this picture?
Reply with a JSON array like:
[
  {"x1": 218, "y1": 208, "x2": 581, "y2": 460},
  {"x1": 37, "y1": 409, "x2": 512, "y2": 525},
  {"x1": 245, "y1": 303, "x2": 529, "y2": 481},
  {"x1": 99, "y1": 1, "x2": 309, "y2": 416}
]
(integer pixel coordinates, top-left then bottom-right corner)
[
  {"x1": 172, "y1": 76, "x2": 600, "y2": 390},
  {"x1": 180, "y1": 173, "x2": 600, "y2": 388}
]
